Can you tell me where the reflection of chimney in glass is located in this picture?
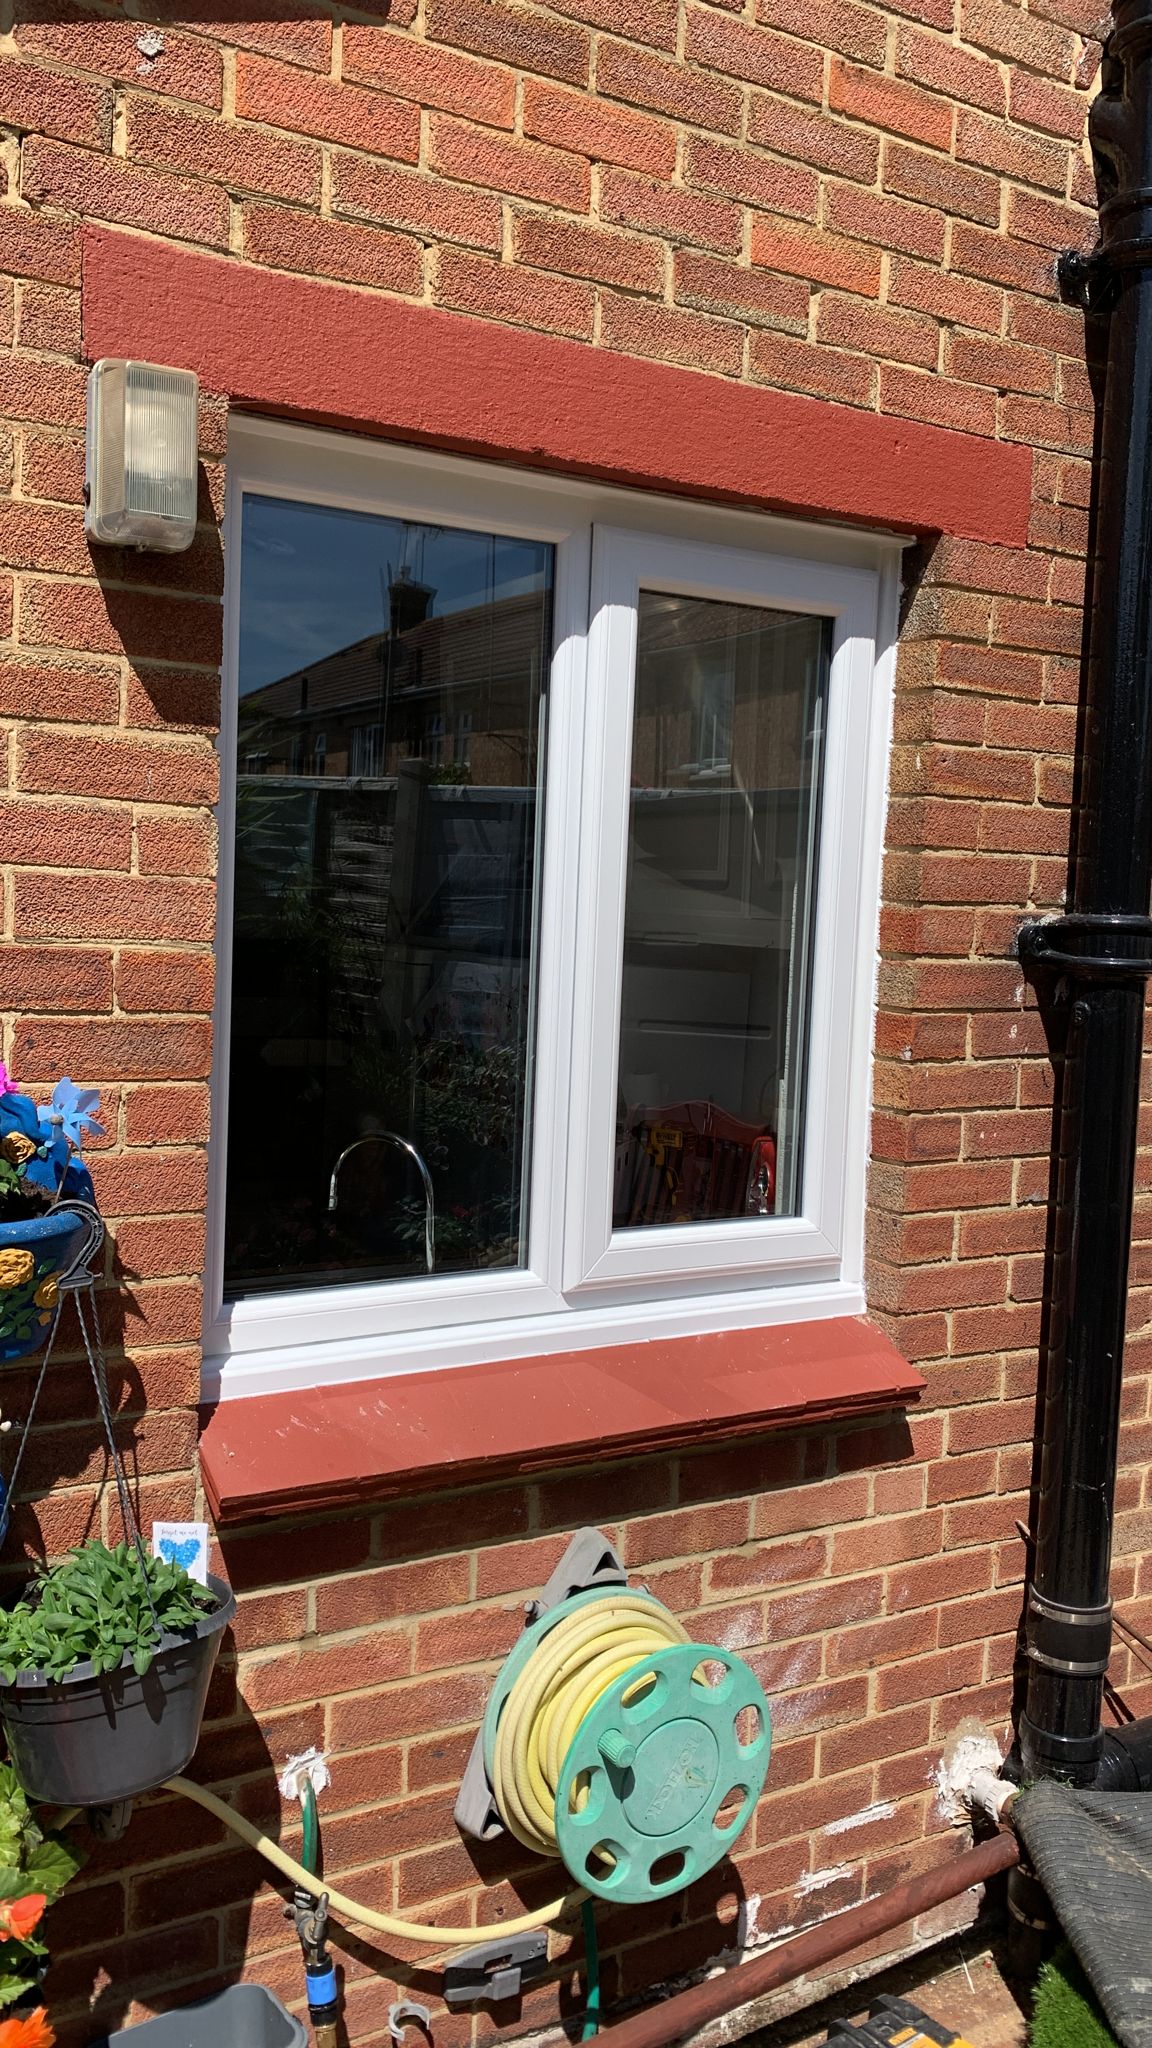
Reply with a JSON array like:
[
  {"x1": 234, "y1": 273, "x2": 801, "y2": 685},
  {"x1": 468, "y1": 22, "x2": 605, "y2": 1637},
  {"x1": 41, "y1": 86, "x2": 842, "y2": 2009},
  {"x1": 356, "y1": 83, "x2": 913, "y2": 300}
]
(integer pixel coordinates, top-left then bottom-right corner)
[{"x1": 389, "y1": 566, "x2": 435, "y2": 638}]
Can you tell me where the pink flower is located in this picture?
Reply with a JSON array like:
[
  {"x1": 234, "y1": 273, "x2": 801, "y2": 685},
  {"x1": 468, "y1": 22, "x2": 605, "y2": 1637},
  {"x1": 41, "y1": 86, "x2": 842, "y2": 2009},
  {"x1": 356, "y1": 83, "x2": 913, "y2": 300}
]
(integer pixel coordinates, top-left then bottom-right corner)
[{"x1": 0, "y1": 1066, "x2": 15, "y2": 1098}]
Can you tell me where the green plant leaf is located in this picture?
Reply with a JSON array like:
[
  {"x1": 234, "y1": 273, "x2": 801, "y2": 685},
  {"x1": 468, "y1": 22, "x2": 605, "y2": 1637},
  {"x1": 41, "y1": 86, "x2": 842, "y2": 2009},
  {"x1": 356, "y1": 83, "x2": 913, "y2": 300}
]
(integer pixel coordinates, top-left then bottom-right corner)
[
  {"x1": 24, "y1": 1838, "x2": 84, "y2": 1900},
  {"x1": 0, "y1": 1540, "x2": 216, "y2": 1684},
  {"x1": 0, "y1": 1970, "x2": 38, "y2": 2010}
]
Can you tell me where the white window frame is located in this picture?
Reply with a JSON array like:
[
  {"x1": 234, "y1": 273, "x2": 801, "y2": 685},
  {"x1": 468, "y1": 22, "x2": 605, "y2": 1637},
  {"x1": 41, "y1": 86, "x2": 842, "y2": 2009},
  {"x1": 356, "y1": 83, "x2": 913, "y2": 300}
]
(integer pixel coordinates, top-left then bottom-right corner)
[{"x1": 206, "y1": 417, "x2": 903, "y2": 1402}]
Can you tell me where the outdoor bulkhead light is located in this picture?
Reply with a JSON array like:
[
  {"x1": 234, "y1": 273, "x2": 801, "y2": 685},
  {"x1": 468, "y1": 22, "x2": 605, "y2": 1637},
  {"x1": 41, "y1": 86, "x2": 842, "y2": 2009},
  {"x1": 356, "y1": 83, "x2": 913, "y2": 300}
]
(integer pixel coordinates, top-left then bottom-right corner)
[{"x1": 84, "y1": 358, "x2": 199, "y2": 553}]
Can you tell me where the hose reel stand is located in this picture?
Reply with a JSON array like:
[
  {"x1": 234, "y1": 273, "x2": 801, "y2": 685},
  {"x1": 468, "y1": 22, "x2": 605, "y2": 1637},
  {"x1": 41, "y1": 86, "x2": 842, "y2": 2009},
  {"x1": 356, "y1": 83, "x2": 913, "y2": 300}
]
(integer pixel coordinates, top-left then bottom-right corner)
[{"x1": 461, "y1": 1532, "x2": 772, "y2": 1909}]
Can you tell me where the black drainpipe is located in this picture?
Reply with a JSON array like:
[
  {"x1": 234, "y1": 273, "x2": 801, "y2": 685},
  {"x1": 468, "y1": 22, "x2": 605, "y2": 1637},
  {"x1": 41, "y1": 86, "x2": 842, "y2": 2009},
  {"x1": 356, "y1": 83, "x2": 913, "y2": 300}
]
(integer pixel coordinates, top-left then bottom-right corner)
[{"x1": 1015, "y1": 0, "x2": 1152, "y2": 1796}]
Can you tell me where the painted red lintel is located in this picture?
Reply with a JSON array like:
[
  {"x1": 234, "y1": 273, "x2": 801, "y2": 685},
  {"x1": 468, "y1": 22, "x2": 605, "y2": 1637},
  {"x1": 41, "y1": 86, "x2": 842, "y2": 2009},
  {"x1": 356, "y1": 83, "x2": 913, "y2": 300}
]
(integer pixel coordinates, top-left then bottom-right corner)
[
  {"x1": 83, "y1": 229, "x2": 1032, "y2": 547},
  {"x1": 199, "y1": 1318, "x2": 924, "y2": 1523}
]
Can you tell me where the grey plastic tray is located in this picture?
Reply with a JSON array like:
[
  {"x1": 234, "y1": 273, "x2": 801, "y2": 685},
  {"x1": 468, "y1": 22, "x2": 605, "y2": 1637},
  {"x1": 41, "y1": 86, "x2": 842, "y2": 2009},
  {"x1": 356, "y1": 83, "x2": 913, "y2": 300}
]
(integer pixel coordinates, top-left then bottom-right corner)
[{"x1": 93, "y1": 1985, "x2": 307, "y2": 2048}]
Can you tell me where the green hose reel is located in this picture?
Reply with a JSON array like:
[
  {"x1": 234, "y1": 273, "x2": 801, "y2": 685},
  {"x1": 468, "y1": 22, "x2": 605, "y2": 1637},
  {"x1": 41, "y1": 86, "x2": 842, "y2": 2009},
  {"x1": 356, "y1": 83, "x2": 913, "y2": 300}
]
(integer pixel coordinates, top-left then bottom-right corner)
[
  {"x1": 556, "y1": 1642, "x2": 771, "y2": 1904},
  {"x1": 480, "y1": 1583, "x2": 772, "y2": 1907}
]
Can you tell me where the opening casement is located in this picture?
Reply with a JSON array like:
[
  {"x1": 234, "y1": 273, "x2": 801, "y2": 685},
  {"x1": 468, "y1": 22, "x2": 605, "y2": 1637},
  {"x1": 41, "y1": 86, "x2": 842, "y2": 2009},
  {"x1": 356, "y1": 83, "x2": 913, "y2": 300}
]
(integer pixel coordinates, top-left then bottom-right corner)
[{"x1": 206, "y1": 418, "x2": 902, "y2": 1400}]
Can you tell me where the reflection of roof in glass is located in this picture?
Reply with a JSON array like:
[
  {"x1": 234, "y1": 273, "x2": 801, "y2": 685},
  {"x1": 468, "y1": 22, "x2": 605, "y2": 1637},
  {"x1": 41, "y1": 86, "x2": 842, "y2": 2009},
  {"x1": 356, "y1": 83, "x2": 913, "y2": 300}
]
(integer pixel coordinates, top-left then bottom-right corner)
[{"x1": 241, "y1": 589, "x2": 549, "y2": 723}]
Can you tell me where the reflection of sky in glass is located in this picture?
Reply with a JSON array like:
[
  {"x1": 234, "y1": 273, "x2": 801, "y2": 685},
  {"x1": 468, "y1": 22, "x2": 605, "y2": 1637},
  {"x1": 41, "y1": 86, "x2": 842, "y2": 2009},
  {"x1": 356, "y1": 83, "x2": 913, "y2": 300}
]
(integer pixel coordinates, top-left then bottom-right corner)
[{"x1": 239, "y1": 494, "x2": 553, "y2": 698}]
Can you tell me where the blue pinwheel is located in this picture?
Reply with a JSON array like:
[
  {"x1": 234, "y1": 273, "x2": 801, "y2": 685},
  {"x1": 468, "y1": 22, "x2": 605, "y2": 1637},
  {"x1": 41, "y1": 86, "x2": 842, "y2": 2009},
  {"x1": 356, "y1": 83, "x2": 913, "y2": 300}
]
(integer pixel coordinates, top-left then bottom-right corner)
[{"x1": 40, "y1": 1078, "x2": 103, "y2": 1151}]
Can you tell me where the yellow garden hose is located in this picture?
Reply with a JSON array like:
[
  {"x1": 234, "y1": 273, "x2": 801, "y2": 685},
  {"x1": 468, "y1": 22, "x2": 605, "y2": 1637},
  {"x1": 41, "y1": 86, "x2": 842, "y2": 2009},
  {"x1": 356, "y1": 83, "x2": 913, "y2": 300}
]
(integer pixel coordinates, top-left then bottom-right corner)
[
  {"x1": 165, "y1": 1593, "x2": 688, "y2": 1951},
  {"x1": 490, "y1": 1594, "x2": 689, "y2": 1856},
  {"x1": 166, "y1": 1772, "x2": 574, "y2": 1947}
]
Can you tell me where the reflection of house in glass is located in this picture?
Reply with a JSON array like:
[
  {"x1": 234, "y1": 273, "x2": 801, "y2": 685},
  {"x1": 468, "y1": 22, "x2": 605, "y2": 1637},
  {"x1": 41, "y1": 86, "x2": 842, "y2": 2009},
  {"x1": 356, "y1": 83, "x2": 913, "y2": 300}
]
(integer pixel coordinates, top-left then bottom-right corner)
[
  {"x1": 237, "y1": 569, "x2": 543, "y2": 789},
  {"x1": 225, "y1": 562, "x2": 551, "y2": 1297}
]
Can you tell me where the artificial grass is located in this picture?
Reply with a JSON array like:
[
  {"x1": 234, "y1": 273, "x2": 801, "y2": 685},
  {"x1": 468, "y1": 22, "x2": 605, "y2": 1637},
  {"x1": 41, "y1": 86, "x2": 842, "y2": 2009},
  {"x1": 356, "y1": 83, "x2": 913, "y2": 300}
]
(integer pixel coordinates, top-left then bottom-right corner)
[{"x1": 1029, "y1": 1943, "x2": 1120, "y2": 2048}]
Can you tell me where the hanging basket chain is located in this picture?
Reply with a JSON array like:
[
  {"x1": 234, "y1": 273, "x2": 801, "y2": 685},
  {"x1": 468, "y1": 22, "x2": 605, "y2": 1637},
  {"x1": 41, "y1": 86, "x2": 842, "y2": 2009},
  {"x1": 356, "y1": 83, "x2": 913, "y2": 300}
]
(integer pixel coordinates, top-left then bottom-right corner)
[{"x1": 5, "y1": 1201, "x2": 161, "y2": 1637}]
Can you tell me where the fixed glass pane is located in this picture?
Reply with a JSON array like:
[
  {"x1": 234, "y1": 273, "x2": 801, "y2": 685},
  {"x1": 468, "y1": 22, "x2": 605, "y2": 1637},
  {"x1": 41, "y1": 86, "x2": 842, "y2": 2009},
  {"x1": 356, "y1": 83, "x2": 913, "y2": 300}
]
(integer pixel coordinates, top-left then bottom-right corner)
[
  {"x1": 614, "y1": 592, "x2": 829, "y2": 1231},
  {"x1": 225, "y1": 493, "x2": 552, "y2": 1298}
]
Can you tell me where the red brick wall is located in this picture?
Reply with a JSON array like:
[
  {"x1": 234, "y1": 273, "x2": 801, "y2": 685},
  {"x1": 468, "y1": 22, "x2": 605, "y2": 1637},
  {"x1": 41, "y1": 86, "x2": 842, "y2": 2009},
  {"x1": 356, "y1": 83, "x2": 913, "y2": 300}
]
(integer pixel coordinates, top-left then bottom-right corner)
[{"x1": 1, "y1": 1, "x2": 1151, "y2": 2041}]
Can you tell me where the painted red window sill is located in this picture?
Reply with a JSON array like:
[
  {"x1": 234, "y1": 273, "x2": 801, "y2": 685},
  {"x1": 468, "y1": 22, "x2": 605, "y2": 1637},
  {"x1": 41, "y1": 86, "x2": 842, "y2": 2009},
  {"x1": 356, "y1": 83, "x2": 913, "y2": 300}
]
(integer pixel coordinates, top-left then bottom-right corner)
[{"x1": 199, "y1": 1318, "x2": 923, "y2": 1523}]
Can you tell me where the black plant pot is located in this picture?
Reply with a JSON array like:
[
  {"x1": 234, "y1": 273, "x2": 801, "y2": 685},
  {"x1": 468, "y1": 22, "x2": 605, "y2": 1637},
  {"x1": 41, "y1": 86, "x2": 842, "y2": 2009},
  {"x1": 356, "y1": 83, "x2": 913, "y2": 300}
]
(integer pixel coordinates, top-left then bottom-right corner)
[{"x1": 0, "y1": 1574, "x2": 235, "y2": 1805}]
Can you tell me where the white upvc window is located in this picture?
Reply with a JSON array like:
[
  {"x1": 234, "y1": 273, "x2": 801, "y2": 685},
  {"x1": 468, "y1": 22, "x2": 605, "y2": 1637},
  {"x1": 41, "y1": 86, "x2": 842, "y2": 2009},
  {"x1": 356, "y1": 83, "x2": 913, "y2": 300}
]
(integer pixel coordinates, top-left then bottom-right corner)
[{"x1": 206, "y1": 417, "x2": 901, "y2": 1401}]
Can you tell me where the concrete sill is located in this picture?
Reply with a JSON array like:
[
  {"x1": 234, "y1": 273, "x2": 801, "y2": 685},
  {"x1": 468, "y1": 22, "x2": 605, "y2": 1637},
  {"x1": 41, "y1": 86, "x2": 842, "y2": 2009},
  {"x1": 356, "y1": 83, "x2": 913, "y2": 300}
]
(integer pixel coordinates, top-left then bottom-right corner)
[{"x1": 199, "y1": 1318, "x2": 924, "y2": 1524}]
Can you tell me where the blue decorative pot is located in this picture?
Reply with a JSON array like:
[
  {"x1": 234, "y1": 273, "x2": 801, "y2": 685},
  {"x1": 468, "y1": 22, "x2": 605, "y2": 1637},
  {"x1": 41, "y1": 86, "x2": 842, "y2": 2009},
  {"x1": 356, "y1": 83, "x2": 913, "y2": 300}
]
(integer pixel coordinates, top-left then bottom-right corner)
[{"x1": 0, "y1": 1209, "x2": 89, "y2": 1361}]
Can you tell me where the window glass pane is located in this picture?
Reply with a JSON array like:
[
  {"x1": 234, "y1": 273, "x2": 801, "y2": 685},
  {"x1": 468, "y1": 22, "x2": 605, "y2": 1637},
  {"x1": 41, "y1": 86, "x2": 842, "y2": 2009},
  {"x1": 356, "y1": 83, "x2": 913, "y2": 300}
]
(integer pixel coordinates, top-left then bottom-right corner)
[
  {"x1": 225, "y1": 494, "x2": 552, "y2": 1298},
  {"x1": 614, "y1": 593, "x2": 829, "y2": 1230}
]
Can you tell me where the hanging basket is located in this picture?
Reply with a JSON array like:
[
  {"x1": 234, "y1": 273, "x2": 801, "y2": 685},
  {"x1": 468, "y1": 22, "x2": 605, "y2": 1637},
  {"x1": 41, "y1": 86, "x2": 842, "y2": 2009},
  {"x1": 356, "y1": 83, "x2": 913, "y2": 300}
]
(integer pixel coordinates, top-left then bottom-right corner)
[
  {"x1": 0, "y1": 1209, "x2": 92, "y2": 1362},
  {"x1": 0, "y1": 1573, "x2": 235, "y2": 1806}
]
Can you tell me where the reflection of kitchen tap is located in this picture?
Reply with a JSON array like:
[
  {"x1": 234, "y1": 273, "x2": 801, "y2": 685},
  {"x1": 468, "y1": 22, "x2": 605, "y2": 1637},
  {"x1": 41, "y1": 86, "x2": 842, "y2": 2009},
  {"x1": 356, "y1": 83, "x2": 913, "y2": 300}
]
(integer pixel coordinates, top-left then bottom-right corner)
[{"x1": 327, "y1": 1134, "x2": 436, "y2": 1273}]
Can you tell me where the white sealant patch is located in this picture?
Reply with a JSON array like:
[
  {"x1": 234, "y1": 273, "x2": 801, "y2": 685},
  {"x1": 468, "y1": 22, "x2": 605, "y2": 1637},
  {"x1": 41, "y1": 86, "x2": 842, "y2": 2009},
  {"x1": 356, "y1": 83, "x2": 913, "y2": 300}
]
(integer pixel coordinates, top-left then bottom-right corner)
[
  {"x1": 795, "y1": 1864, "x2": 853, "y2": 1897},
  {"x1": 933, "y1": 1720, "x2": 1003, "y2": 1824},
  {"x1": 279, "y1": 1746, "x2": 331, "y2": 1800},
  {"x1": 824, "y1": 1800, "x2": 897, "y2": 1836}
]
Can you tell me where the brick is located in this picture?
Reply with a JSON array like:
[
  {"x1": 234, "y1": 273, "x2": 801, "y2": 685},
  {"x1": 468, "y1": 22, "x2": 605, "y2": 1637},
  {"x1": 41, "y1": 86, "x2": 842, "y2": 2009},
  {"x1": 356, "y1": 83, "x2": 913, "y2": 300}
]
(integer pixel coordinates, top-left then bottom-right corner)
[
  {"x1": 829, "y1": 60, "x2": 953, "y2": 151},
  {"x1": 22, "y1": 138, "x2": 229, "y2": 250},
  {"x1": 685, "y1": 135, "x2": 818, "y2": 220},
  {"x1": 20, "y1": 729, "x2": 217, "y2": 808},
  {"x1": 326, "y1": 121, "x2": 504, "y2": 242},
  {"x1": 748, "y1": 97, "x2": 880, "y2": 183},
  {"x1": 0, "y1": 653, "x2": 117, "y2": 723},
  {"x1": 1009, "y1": 69, "x2": 1090, "y2": 141},
  {"x1": 826, "y1": 183, "x2": 946, "y2": 262},
  {"x1": 429, "y1": 115, "x2": 589, "y2": 211},
  {"x1": 960, "y1": 0, "x2": 1077, "y2": 79},
  {"x1": 20, "y1": 579, "x2": 222, "y2": 665},
  {"x1": 126, "y1": 664, "x2": 220, "y2": 733},
  {"x1": 750, "y1": 330, "x2": 875, "y2": 408},
  {"x1": 684, "y1": 9, "x2": 825, "y2": 102},
  {"x1": 426, "y1": 0, "x2": 590, "y2": 87},
  {"x1": 597, "y1": 41, "x2": 742, "y2": 134},
  {"x1": 124, "y1": 1083, "x2": 210, "y2": 1147},
  {"x1": 15, "y1": 872, "x2": 214, "y2": 943},
  {"x1": 329, "y1": 1668, "x2": 490, "y2": 1749},
  {"x1": 885, "y1": 142, "x2": 1000, "y2": 226},
  {"x1": 709, "y1": 1533, "x2": 828, "y2": 1591},
  {"x1": 522, "y1": 80, "x2": 676, "y2": 175},
  {"x1": 241, "y1": 203, "x2": 422, "y2": 295},
  {"x1": 126, "y1": 95, "x2": 322, "y2": 205},
  {"x1": 436, "y1": 247, "x2": 594, "y2": 338},
  {"x1": 16, "y1": 15, "x2": 223, "y2": 109},
  {"x1": 599, "y1": 292, "x2": 744, "y2": 375},
  {"x1": 817, "y1": 295, "x2": 939, "y2": 370},
  {"x1": 136, "y1": 811, "x2": 216, "y2": 876},
  {"x1": 954, "y1": 109, "x2": 1067, "y2": 193},
  {"x1": 0, "y1": 355, "x2": 87, "y2": 428},
  {"x1": 751, "y1": 220, "x2": 881, "y2": 297},
  {"x1": 0, "y1": 209, "x2": 81, "y2": 287},
  {"x1": 0, "y1": 944, "x2": 113, "y2": 1014},
  {"x1": 12, "y1": 1016, "x2": 211, "y2": 1081},
  {"x1": 113, "y1": 1212, "x2": 206, "y2": 1280},
  {"x1": 548, "y1": 0, "x2": 680, "y2": 49},
  {"x1": 235, "y1": 55, "x2": 420, "y2": 161},
  {"x1": 757, "y1": 0, "x2": 886, "y2": 65},
  {"x1": 1010, "y1": 189, "x2": 1094, "y2": 252},
  {"x1": 895, "y1": 25, "x2": 1006, "y2": 114},
  {"x1": 17, "y1": 282, "x2": 81, "y2": 358},
  {"x1": 343, "y1": 26, "x2": 516, "y2": 129},
  {"x1": 600, "y1": 167, "x2": 741, "y2": 252},
  {"x1": 0, "y1": 56, "x2": 110, "y2": 148},
  {"x1": 880, "y1": 366, "x2": 998, "y2": 437},
  {"x1": 513, "y1": 214, "x2": 662, "y2": 293},
  {"x1": 315, "y1": 1554, "x2": 471, "y2": 1634},
  {"x1": 889, "y1": 257, "x2": 1001, "y2": 332},
  {"x1": 625, "y1": 1499, "x2": 750, "y2": 1565},
  {"x1": 117, "y1": 949, "x2": 215, "y2": 1015},
  {"x1": 242, "y1": 1630, "x2": 412, "y2": 1712},
  {"x1": 674, "y1": 250, "x2": 808, "y2": 329},
  {"x1": 0, "y1": 797, "x2": 130, "y2": 871}
]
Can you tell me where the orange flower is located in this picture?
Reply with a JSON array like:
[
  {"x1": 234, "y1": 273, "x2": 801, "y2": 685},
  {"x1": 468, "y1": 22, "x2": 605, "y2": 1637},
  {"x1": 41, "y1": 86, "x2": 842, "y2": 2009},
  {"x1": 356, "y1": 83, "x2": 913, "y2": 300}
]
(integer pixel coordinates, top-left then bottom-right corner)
[
  {"x1": 0, "y1": 1898, "x2": 45, "y2": 1942},
  {"x1": 0, "y1": 2008, "x2": 54, "y2": 2048}
]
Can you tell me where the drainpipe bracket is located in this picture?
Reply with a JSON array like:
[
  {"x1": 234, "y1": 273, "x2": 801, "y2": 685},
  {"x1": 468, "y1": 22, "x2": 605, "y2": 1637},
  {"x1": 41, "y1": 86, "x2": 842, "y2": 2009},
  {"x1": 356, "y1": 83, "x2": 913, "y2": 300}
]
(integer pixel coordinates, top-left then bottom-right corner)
[
  {"x1": 1018, "y1": 912, "x2": 1152, "y2": 980},
  {"x1": 1057, "y1": 244, "x2": 1116, "y2": 316}
]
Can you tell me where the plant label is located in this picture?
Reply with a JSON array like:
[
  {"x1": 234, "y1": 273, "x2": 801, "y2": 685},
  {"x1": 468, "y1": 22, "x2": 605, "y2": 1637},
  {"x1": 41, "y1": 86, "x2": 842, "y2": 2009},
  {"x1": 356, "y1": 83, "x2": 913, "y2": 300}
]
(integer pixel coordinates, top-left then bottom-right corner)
[{"x1": 151, "y1": 1520, "x2": 210, "y2": 1585}]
